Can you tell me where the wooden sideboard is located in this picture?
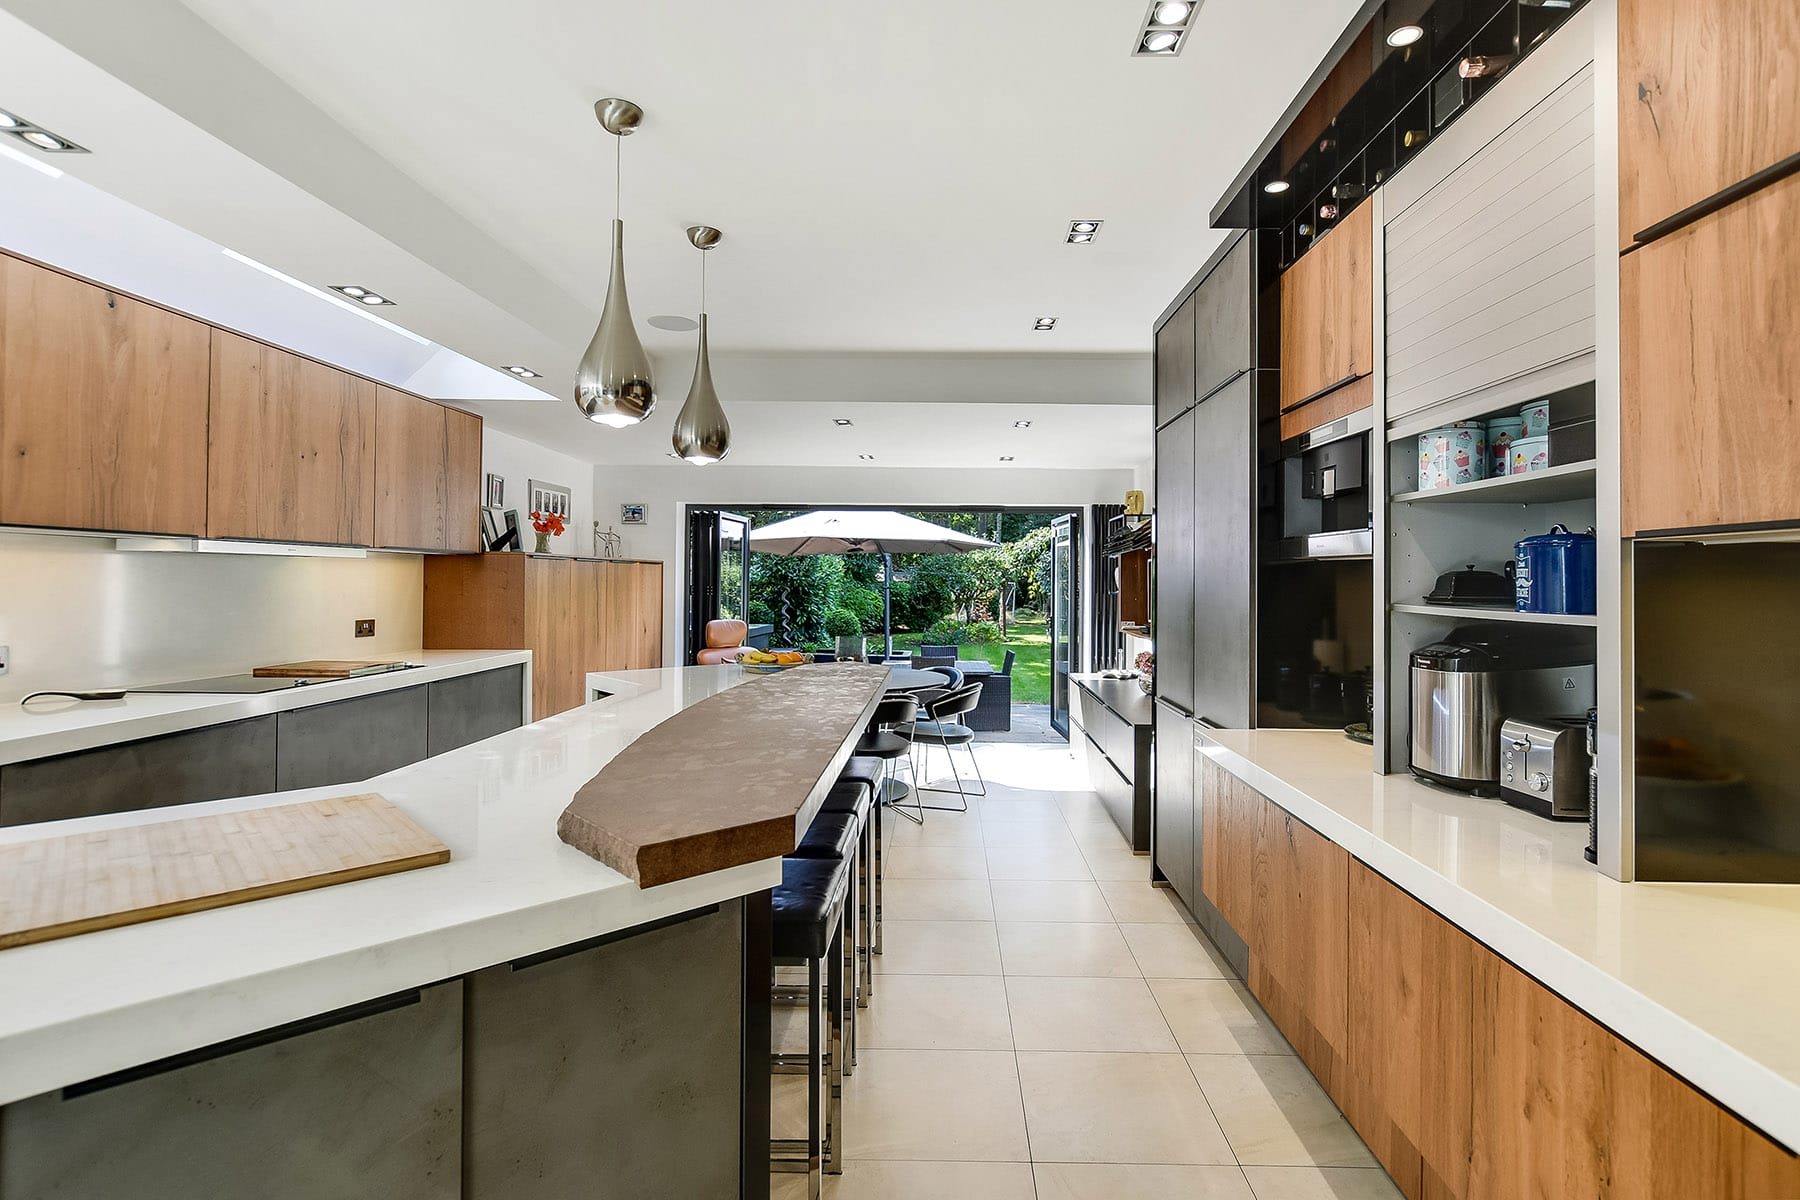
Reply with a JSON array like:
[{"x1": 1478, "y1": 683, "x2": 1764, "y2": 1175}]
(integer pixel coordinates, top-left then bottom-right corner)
[{"x1": 423, "y1": 555, "x2": 663, "y2": 719}]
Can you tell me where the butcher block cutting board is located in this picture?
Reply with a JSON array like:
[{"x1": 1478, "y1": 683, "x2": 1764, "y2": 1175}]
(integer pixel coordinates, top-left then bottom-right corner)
[
  {"x1": 252, "y1": 659, "x2": 407, "y2": 678},
  {"x1": 0, "y1": 793, "x2": 449, "y2": 950}
]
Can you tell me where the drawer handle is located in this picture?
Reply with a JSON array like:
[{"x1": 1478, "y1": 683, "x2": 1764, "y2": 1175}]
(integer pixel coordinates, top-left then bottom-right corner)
[{"x1": 1632, "y1": 152, "x2": 1800, "y2": 246}]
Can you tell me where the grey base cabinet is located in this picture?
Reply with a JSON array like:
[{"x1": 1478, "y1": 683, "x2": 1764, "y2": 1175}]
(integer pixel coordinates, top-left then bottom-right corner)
[
  {"x1": 0, "y1": 983, "x2": 463, "y2": 1200},
  {"x1": 0, "y1": 666, "x2": 525, "y2": 826},
  {"x1": 1152, "y1": 699, "x2": 1197, "y2": 911},
  {"x1": 464, "y1": 902, "x2": 743, "y2": 1200},
  {"x1": 1073, "y1": 679, "x2": 1152, "y2": 852}
]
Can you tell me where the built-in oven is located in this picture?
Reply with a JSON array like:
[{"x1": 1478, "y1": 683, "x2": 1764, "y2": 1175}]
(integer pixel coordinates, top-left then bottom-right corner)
[{"x1": 1274, "y1": 409, "x2": 1373, "y2": 561}]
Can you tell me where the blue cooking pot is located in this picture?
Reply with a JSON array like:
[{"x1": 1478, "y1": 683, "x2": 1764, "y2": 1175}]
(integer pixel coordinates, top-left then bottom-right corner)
[{"x1": 1514, "y1": 525, "x2": 1597, "y2": 614}]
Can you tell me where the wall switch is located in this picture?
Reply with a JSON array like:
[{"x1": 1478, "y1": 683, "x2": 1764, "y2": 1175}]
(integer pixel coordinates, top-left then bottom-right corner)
[
  {"x1": 0, "y1": 645, "x2": 8, "y2": 676},
  {"x1": 355, "y1": 619, "x2": 376, "y2": 638}
]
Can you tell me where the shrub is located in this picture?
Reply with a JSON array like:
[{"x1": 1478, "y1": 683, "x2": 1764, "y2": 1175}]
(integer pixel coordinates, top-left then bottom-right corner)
[
  {"x1": 749, "y1": 553, "x2": 846, "y2": 646},
  {"x1": 824, "y1": 608, "x2": 862, "y2": 638},
  {"x1": 889, "y1": 578, "x2": 953, "y2": 632},
  {"x1": 922, "y1": 620, "x2": 967, "y2": 645},
  {"x1": 964, "y1": 620, "x2": 1002, "y2": 643},
  {"x1": 842, "y1": 584, "x2": 885, "y2": 632}
]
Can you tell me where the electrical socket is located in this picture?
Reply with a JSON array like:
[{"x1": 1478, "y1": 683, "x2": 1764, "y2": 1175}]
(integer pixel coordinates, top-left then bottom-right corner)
[
  {"x1": 0, "y1": 644, "x2": 8, "y2": 676},
  {"x1": 355, "y1": 619, "x2": 376, "y2": 638}
]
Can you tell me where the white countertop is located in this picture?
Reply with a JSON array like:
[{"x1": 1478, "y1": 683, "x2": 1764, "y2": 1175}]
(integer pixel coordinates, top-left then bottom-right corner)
[
  {"x1": 0, "y1": 664, "x2": 776, "y2": 1106},
  {"x1": 0, "y1": 650, "x2": 533, "y2": 766},
  {"x1": 1199, "y1": 728, "x2": 1800, "y2": 1153}
]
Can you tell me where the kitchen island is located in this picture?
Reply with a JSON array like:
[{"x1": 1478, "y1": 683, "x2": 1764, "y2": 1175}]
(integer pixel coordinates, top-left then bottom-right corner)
[{"x1": 0, "y1": 662, "x2": 887, "y2": 1200}]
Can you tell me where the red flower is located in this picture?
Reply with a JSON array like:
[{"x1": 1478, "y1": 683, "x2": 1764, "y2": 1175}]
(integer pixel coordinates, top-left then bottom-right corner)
[{"x1": 529, "y1": 510, "x2": 566, "y2": 536}]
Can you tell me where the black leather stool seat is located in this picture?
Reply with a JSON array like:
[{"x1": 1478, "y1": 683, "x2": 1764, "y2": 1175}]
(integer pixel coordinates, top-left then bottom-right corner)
[
  {"x1": 839, "y1": 755, "x2": 886, "y2": 789},
  {"x1": 791, "y1": 810, "x2": 860, "y2": 861},
  {"x1": 855, "y1": 730, "x2": 910, "y2": 758},
  {"x1": 819, "y1": 779, "x2": 872, "y2": 816},
  {"x1": 773, "y1": 857, "x2": 850, "y2": 961}
]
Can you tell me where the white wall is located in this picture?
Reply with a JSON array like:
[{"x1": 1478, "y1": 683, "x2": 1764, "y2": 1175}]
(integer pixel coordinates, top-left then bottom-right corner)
[
  {"x1": 593, "y1": 462, "x2": 1137, "y2": 664},
  {"x1": 481, "y1": 425, "x2": 596, "y2": 556},
  {"x1": 0, "y1": 532, "x2": 423, "y2": 702}
]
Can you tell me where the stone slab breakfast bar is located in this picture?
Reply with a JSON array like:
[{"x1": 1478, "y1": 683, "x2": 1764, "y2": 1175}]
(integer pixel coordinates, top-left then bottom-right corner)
[{"x1": 0, "y1": 662, "x2": 889, "y2": 1200}]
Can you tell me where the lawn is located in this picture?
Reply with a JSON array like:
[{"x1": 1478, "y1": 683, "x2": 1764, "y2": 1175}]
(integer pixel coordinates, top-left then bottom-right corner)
[{"x1": 893, "y1": 615, "x2": 1051, "y2": 705}]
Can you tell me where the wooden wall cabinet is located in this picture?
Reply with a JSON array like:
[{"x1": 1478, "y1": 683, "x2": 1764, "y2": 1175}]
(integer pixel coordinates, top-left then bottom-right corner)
[
  {"x1": 1619, "y1": 0, "x2": 1800, "y2": 247},
  {"x1": 1278, "y1": 200, "x2": 1373, "y2": 413},
  {"x1": 375, "y1": 386, "x2": 483, "y2": 552},
  {"x1": 0, "y1": 254, "x2": 211, "y2": 536},
  {"x1": 1623, "y1": 171, "x2": 1800, "y2": 535},
  {"x1": 208, "y1": 330, "x2": 376, "y2": 545},
  {"x1": 424, "y1": 555, "x2": 664, "y2": 719}
]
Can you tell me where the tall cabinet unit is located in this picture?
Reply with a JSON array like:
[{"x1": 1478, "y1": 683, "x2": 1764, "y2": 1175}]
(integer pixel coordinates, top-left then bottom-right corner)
[{"x1": 1151, "y1": 230, "x2": 1276, "y2": 939}]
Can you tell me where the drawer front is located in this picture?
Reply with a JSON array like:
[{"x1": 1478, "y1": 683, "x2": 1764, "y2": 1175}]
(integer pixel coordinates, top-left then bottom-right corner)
[
  {"x1": 275, "y1": 686, "x2": 428, "y2": 791},
  {"x1": 427, "y1": 666, "x2": 526, "y2": 757},
  {"x1": 0, "y1": 716, "x2": 277, "y2": 826}
]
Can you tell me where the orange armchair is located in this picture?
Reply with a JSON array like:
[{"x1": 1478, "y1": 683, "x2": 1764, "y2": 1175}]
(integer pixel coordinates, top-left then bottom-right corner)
[{"x1": 696, "y1": 619, "x2": 749, "y2": 665}]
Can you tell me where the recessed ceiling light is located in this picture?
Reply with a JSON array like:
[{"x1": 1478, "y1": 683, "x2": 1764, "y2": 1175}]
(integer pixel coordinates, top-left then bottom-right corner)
[
  {"x1": 224, "y1": 250, "x2": 429, "y2": 345},
  {"x1": 1386, "y1": 23, "x2": 1425, "y2": 48},
  {"x1": 0, "y1": 108, "x2": 87, "y2": 155},
  {"x1": 1070, "y1": 220, "x2": 1101, "y2": 234},
  {"x1": 1150, "y1": 0, "x2": 1192, "y2": 25},
  {"x1": 999, "y1": 456, "x2": 1015, "y2": 462},
  {"x1": 1140, "y1": 29, "x2": 1181, "y2": 53},
  {"x1": 0, "y1": 111, "x2": 20, "y2": 129},
  {"x1": 1014, "y1": 420, "x2": 1032, "y2": 429},
  {"x1": 330, "y1": 284, "x2": 394, "y2": 306},
  {"x1": 505, "y1": 365, "x2": 542, "y2": 378},
  {"x1": 858, "y1": 453, "x2": 875, "y2": 461},
  {"x1": 833, "y1": 418, "x2": 854, "y2": 427},
  {"x1": 1067, "y1": 232, "x2": 1094, "y2": 244},
  {"x1": 1034, "y1": 317, "x2": 1057, "y2": 330},
  {"x1": 1263, "y1": 179, "x2": 1291, "y2": 195},
  {"x1": 18, "y1": 129, "x2": 67, "y2": 151}
]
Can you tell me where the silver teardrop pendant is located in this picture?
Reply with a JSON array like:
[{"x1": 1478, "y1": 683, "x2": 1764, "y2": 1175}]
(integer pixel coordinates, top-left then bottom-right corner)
[
  {"x1": 673, "y1": 312, "x2": 730, "y2": 464},
  {"x1": 575, "y1": 218, "x2": 656, "y2": 427}
]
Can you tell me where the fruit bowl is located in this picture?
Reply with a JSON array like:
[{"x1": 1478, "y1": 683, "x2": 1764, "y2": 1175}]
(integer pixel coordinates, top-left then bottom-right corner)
[{"x1": 733, "y1": 651, "x2": 814, "y2": 673}]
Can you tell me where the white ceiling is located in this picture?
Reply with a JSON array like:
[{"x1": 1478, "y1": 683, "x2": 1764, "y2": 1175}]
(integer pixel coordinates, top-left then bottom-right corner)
[{"x1": 0, "y1": 0, "x2": 1362, "y2": 467}]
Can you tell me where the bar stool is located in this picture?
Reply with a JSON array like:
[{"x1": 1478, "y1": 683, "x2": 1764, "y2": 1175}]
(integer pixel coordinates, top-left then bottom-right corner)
[
  {"x1": 770, "y1": 854, "x2": 851, "y2": 1192},
  {"x1": 818, "y1": 779, "x2": 875, "y2": 1022},
  {"x1": 788, "y1": 804, "x2": 866, "y2": 1066},
  {"x1": 838, "y1": 752, "x2": 892, "y2": 955}
]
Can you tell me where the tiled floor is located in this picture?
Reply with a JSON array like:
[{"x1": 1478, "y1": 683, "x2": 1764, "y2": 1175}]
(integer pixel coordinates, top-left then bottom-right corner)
[{"x1": 772, "y1": 740, "x2": 1401, "y2": 1199}]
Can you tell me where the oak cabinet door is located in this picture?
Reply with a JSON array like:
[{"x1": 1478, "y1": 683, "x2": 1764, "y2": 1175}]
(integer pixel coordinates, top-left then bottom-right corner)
[
  {"x1": 599, "y1": 562, "x2": 663, "y2": 671},
  {"x1": 444, "y1": 406, "x2": 483, "y2": 553},
  {"x1": 208, "y1": 331, "x2": 376, "y2": 545},
  {"x1": 1249, "y1": 800, "x2": 1349, "y2": 1086},
  {"x1": 526, "y1": 557, "x2": 574, "y2": 718},
  {"x1": 1622, "y1": 172, "x2": 1800, "y2": 534},
  {"x1": 1198, "y1": 756, "x2": 1254, "y2": 937},
  {"x1": 375, "y1": 385, "x2": 449, "y2": 551},
  {"x1": 0, "y1": 255, "x2": 210, "y2": 535},
  {"x1": 1620, "y1": 0, "x2": 1800, "y2": 244},
  {"x1": 1279, "y1": 200, "x2": 1373, "y2": 411}
]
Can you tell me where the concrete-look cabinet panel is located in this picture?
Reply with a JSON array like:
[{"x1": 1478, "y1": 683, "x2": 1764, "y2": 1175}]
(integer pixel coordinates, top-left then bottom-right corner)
[
  {"x1": 464, "y1": 902, "x2": 743, "y2": 1200},
  {"x1": 275, "y1": 685, "x2": 428, "y2": 791},
  {"x1": 1191, "y1": 232, "x2": 1256, "y2": 405},
  {"x1": 426, "y1": 664, "x2": 525, "y2": 756},
  {"x1": 1152, "y1": 700, "x2": 1196, "y2": 913},
  {"x1": 0, "y1": 983, "x2": 462, "y2": 1200},
  {"x1": 0, "y1": 716, "x2": 277, "y2": 827}
]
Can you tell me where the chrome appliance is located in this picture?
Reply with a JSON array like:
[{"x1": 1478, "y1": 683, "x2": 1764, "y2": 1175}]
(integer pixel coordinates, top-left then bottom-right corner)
[
  {"x1": 1409, "y1": 623, "x2": 1594, "y2": 794},
  {"x1": 1499, "y1": 716, "x2": 1591, "y2": 820}
]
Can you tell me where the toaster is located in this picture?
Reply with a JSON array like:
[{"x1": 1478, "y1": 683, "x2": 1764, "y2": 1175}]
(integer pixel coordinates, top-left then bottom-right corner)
[{"x1": 1499, "y1": 716, "x2": 1592, "y2": 821}]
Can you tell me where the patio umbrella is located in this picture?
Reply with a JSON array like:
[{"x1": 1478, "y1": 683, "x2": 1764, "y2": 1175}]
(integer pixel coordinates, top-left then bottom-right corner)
[{"x1": 748, "y1": 510, "x2": 996, "y2": 655}]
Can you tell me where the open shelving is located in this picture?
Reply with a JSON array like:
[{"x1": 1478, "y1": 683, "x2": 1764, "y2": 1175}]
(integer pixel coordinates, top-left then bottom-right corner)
[
  {"x1": 1391, "y1": 461, "x2": 1596, "y2": 506},
  {"x1": 1390, "y1": 603, "x2": 1598, "y2": 627}
]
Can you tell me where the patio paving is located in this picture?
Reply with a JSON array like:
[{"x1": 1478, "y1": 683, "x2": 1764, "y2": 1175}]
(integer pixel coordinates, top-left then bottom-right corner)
[{"x1": 976, "y1": 703, "x2": 1061, "y2": 744}]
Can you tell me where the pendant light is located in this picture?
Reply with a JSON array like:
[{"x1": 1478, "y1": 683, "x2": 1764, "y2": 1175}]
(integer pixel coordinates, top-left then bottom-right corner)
[
  {"x1": 574, "y1": 97, "x2": 656, "y2": 428},
  {"x1": 671, "y1": 224, "x2": 732, "y2": 465}
]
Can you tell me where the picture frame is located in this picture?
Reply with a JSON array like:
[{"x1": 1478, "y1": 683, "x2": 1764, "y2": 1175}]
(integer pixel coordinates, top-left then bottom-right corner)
[
  {"x1": 528, "y1": 479, "x2": 572, "y2": 521},
  {"x1": 621, "y1": 503, "x2": 646, "y2": 526},
  {"x1": 485, "y1": 473, "x2": 505, "y2": 508},
  {"x1": 480, "y1": 506, "x2": 512, "y2": 551}
]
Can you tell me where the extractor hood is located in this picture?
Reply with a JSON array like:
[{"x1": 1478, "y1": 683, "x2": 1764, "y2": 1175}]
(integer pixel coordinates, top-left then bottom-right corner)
[{"x1": 112, "y1": 537, "x2": 368, "y2": 559}]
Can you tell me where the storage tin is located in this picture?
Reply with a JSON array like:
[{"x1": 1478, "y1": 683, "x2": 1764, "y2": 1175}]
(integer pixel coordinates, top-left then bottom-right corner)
[
  {"x1": 1514, "y1": 524, "x2": 1597, "y2": 614},
  {"x1": 1510, "y1": 434, "x2": 1550, "y2": 474},
  {"x1": 1487, "y1": 415, "x2": 1525, "y2": 477},
  {"x1": 1418, "y1": 423, "x2": 1488, "y2": 489},
  {"x1": 1519, "y1": 399, "x2": 1551, "y2": 438}
]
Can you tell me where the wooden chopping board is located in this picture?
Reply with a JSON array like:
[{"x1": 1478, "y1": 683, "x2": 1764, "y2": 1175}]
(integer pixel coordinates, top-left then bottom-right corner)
[
  {"x1": 0, "y1": 793, "x2": 449, "y2": 950},
  {"x1": 252, "y1": 659, "x2": 404, "y2": 678}
]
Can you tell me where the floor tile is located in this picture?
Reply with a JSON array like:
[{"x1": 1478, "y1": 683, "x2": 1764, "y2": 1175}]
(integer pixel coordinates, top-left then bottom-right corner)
[
  {"x1": 884, "y1": 845, "x2": 990, "y2": 880},
  {"x1": 1148, "y1": 979, "x2": 1290, "y2": 1056},
  {"x1": 990, "y1": 879, "x2": 1114, "y2": 922},
  {"x1": 842, "y1": 1049, "x2": 1030, "y2": 1162},
  {"x1": 1100, "y1": 880, "x2": 1198, "y2": 924},
  {"x1": 1067, "y1": 818, "x2": 1131, "y2": 852},
  {"x1": 985, "y1": 842, "x2": 1094, "y2": 880},
  {"x1": 884, "y1": 812, "x2": 985, "y2": 847},
  {"x1": 880, "y1": 878, "x2": 994, "y2": 921},
  {"x1": 980, "y1": 816, "x2": 1083, "y2": 848},
  {"x1": 1187, "y1": 1054, "x2": 1378, "y2": 1168},
  {"x1": 1016, "y1": 1050, "x2": 1234, "y2": 1165},
  {"x1": 861, "y1": 975, "x2": 1013, "y2": 1050},
  {"x1": 1239, "y1": 1166, "x2": 1405, "y2": 1200},
  {"x1": 1081, "y1": 843, "x2": 1153, "y2": 881},
  {"x1": 1007, "y1": 976, "x2": 1178, "y2": 1052},
  {"x1": 821, "y1": 1160, "x2": 1039, "y2": 1198},
  {"x1": 1120, "y1": 922, "x2": 1234, "y2": 978},
  {"x1": 978, "y1": 796, "x2": 1066, "y2": 821},
  {"x1": 996, "y1": 921, "x2": 1141, "y2": 977},
  {"x1": 873, "y1": 919, "x2": 1002, "y2": 976},
  {"x1": 1033, "y1": 1162, "x2": 1256, "y2": 1199}
]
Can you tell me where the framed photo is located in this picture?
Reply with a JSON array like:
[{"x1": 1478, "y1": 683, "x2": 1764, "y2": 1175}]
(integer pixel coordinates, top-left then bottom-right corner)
[
  {"x1": 485, "y1": 473, "x2": 505, "y2": 507},
  {"x1": 529, "y1": 479, "x2": 572, "y2": 521},
  {"x1": 621, "y1": 503, "x2": 646, "y2": 526}
]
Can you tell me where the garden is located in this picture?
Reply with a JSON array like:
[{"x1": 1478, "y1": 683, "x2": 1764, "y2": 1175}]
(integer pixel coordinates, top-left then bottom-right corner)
[{"x1": 745, "y1": 511, "x2": 1059, "y2": 704}]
